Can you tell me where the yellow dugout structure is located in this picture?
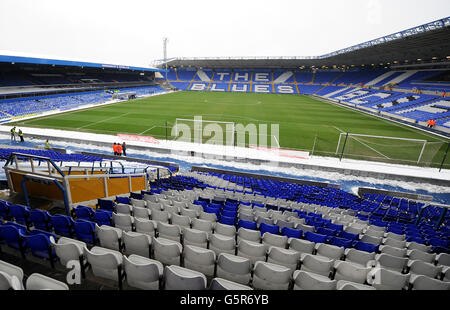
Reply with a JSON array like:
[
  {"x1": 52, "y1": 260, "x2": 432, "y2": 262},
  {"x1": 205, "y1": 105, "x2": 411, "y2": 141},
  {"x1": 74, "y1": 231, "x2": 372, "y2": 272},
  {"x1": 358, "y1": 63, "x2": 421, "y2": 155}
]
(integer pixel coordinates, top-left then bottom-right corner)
[{"x1": 3, "y1": 152, "x2": 159, "y2": 215}]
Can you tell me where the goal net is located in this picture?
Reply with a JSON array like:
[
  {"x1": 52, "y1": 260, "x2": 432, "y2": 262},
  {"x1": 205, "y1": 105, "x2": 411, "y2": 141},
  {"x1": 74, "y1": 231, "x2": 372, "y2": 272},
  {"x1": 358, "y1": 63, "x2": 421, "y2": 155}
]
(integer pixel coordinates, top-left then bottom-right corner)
[
  {"x1": 335, "y1": 133, "x2": 444, "y2": 166},
  {"x1": 172, "y1": 117, "x2": 281, "y2": 148},
  {"x1": 112, "y1": 92, "x2": 136, "y2": 100},
  {"x1": 173, "y1": 117, "x2": 235, "y2": 145}
]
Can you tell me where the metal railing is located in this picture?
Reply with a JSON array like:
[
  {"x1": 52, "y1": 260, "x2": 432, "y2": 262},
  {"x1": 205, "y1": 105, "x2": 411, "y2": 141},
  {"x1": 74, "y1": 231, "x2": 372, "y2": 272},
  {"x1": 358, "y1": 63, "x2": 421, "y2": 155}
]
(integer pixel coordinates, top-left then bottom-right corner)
[{"x1": 2, "y1": 153, "x2": 171, "y2": 215}]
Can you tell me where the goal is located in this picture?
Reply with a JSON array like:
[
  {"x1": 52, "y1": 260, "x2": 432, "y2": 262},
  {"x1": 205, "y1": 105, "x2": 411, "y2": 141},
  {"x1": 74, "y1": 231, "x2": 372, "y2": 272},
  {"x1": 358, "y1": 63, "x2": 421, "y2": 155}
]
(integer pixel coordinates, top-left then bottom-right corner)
[
  {"x1": 172, "y1": 117, "x2": 280, "y2": 148},
  {"x1": 335, "y1": 133, "x2": 442, "y2": 165},
  {"x1": 112, "y1": 92, "x2": 136, "y2": 100},
  {"x1": 173, "y1": 117, "x2": 235, "y2": 145}
]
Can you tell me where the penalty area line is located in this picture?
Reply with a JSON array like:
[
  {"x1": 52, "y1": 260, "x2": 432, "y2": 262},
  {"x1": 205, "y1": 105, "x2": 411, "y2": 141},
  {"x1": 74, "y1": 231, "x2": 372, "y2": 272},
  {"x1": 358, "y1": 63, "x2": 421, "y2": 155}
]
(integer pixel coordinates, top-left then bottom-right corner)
[{"x1": 138, "y1": 126, "x2": 157, "y2": 135}]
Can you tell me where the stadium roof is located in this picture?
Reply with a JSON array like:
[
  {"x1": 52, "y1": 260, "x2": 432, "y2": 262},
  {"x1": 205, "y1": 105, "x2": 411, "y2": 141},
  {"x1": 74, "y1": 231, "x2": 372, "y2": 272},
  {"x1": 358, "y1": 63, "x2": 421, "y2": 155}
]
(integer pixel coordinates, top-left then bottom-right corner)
[
  {"x1": 157, "y1": 17, "x2": 450, "y2": 69},
  {"x1": 0, "y1": 53, "x2": 166, "y2": 72}
]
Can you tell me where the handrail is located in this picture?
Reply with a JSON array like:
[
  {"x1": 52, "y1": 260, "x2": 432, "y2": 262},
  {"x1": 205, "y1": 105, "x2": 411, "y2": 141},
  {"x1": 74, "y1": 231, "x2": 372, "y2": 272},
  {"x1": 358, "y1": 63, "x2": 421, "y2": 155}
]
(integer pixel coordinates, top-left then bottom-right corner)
[
  {"x1": 4, "y1": 153, "x2": 153, "y2": 209},
  {"x1": 144, "y1": 166, "x2": 155, "y2": 180},
  {"x1": 4, "y1": 152, "x2": 66, "y2": 177},
  {"x1": 63, "y1": 165, "x2": 109, "y2": 176},
  {"x1": 63, "y1": 162, "x2": 167, "y2": 177},
  {"x1": 64, "y1": 171, "x2": 147, "y2": 179},
  {"x1": 145, "y1": 165, "x2": 172, "y2": 180},
  {"x1": 110, "y1": 160, "x2": 125, "y2": 174}
]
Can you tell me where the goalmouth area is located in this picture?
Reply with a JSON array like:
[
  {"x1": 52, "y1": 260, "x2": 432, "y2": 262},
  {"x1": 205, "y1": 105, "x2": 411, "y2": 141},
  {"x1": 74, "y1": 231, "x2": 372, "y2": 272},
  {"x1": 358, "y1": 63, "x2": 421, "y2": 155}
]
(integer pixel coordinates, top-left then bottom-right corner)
[{"x1": 8, "y1": 90, "x2": 450, "y2": 169}]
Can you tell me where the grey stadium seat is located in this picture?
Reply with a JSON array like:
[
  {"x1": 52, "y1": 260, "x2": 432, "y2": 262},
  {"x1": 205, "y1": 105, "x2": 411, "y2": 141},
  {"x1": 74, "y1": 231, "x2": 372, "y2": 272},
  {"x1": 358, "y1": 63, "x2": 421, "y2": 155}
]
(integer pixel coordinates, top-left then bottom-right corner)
[{"x1": 164, "y1": 265, "x2": 207, "y2": 290}]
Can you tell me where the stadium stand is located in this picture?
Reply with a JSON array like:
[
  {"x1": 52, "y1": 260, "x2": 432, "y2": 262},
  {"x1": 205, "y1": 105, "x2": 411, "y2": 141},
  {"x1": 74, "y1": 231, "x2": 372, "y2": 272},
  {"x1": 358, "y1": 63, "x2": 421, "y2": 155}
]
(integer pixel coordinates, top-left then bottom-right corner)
[
  {"x1": 165, "y1": 67, "x2": 450, "y2": 128},
  {"x1": 313, "y1": 71, "x2": 343, "y2": 84},
  {"x1": 0, "y1": 86, "x2": 166, "y2": 119},
  {"x1": 0, "y1": 16, "x2": 449, "y2": 293},
  {"x1": 297, "y1": 85, "x2": 323, "y2": 95},
  {"x1": 176, "y1": 70, "x2": 197, "y2": 82},
  {"x1": 1, "y1": 169, "x2": 448, "y2": 290},
  {"x1": 294, "y1": 72, "x2": 313, "y2": 84},
  {"x1": 0, "y1": 148, "x2": 103, "y2": 162}
]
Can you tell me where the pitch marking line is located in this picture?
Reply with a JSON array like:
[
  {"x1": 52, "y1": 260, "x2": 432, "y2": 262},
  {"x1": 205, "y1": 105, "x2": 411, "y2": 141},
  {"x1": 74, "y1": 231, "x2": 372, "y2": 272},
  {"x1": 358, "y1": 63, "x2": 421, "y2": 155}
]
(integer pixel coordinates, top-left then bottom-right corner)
[
  {"x1": 139, "y1": 126, "x2": 157, "y2": 135},
  {"x1": 333, "y1": 126, "x2": 345, "y2": 133},
  {"x1": 8, "y1": 122, "x2": 138, "y2": 135},
  {"x1": 76, "y1": 112, "x2": 132, "y2": 130}
]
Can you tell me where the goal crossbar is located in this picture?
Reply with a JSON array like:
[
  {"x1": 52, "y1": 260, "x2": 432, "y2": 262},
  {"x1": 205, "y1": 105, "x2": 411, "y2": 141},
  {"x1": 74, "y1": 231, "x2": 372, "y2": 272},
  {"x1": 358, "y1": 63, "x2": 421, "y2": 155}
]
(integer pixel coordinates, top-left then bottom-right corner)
[
  {"x1": 339, "y1": 133, "x2": 427, "y2": 143},
  {"x1": 174, "y1": 118, "x2": 235, "y2": 133},
  {"x1": 175, "y1": 118, "x2": 235, "y2": 125},
  {"x1": 174, "y1": 118, "x2": 236, "y2": 145}
]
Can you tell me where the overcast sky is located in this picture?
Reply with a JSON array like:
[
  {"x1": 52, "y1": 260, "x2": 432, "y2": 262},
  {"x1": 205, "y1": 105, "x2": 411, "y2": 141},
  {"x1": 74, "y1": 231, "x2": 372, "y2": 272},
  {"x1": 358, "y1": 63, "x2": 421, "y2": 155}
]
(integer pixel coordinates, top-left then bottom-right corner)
[{"x1": 0, "y1": 0, "x2": 449, "y2": 68}]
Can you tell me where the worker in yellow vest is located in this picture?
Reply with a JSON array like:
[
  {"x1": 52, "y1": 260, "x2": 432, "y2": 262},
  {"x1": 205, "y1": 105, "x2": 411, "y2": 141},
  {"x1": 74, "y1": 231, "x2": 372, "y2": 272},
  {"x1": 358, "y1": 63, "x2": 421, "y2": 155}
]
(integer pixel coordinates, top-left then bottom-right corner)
[
  {"x1": 10, "y1": 126, "x2": 16, "y2": 141},
  {"x1": 44, "y1": 139, "x2": 51, "y2": 150},
  {"x1": 18, "y1": 129, "x2": 24, "y2": 142}
]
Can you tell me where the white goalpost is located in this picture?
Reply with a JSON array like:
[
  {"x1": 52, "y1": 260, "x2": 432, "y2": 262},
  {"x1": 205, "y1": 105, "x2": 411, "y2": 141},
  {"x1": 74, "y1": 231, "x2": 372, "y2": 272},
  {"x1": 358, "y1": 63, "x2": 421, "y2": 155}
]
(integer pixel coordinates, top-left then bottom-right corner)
[{"x1": 335, "y1": 133, "x2": 428, "y2": 164}]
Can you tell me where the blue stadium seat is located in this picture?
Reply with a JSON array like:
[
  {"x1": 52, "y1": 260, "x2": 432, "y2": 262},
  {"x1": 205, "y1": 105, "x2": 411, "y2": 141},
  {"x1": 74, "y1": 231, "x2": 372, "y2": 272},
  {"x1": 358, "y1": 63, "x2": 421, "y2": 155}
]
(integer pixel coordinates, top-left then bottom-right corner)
[
  {"x1": 23, "y1": 231, "x2": 58, "y2": 268},
  {"x1": 226, "y1": 198, "x2": 238, "y2": 205},
  {"x1": 116, "y1": 196, "x2": 131, "y2": 205},
  {"x1": 74, "y1": 220, "x2": 97, "y2": 245},
  {"x1": 431, "y1": 246, "x2": 450, "y2": 254},
  {"x1": 129, "y1": 193, "x2": 143, "y2": 200},
  {"x1": 294, "y1": 210, "x2": 307, "y2": 218},
  {"x1": 73, "y1": 205, "x2": 95, "y2": 221},
  {"x1": 2, "y1": 221, "x2": 27, "y2": 232},
  {"x1": 386, "y1": 226, "x2": 404, "y2": 235},
  {"x1": 30, "y1": 209, "x2": 52, "y2": 231},
  {"x1": 427, "y1": 238, "x2": 448, "y2": 248},
  {"x1": 220, "y1": 210, "x2": 237, "y2": 218},
  {"x1": 325, "y1": 223, "x2": 344, "y2": 231},
  {"x1": 338, "y1": 231, "x2": 360, "y2": 241},
  {"x1": 93, "y1": 210, "x2": 113, "y2": 226},
  {"x1": 353, "y1": 241, "x2": 379, "y2": 253},
  {"x1": 316, "y1": 227, "x2": 337, "y2": 237},
  {"x1": 0, "y1": 200, "x2": 11, "y2": 220},
  {"x1": 212, "y1": 199, "x2": 225, "y2": 205},
  {"x1": 194, "y1": 200, "x2": 208, "y2": 207},
  {"x1": 237, "y1": 219, "x2": 257, "y2": 230},
  {"x1": 259, "y1": 223, "x2": 280, "y2": 235},
  {"x1": 0, "y1": 223, "x2": 27, "y2": 258},
  {"x1": 50, "y1": 215, "x2": 75, "y2": 237},
  {"x1": 281, "y1": 227, "x2": 303, "y2": 239},
  {"x1": 370, "y1": 220, "x2": 388, "y2": 228},
  {"x1": 406, "y1": 236, "x2": 425, "y2": 244},
  {"x1": 239, "y1": 201, "x2": 251, "y2": 206},
  {"x1": 10, "y1": 204, "x2": 32, "y2": 228},
  {"x1": 278, "y1": 206, "x2": 291, "y2": 213},
  {"x1": 29, "y1": 229, "x2": 56, "y2": 239},
  {"x1": 305, "y1": 218, "x2": 324, "y2": 228},
  {"x1": 198, "y1": 197, "x2": 211, "y2": 203},
  {"x1": 328, "y1": 236, "x2": 353, "y2": 248},
  {"x1": 265, "y1": 204, "x2": 278, "y2": 211},
  {"x1": 252, "y1": 202, "x2": 264, "y2": 208},
  {"x1": 97, "y1": 199, "x2": 115, "y2": 211},
  {"x1": 204, "y1": 206, "x2": 220, "y2": 215},
  {"x1": 218, "y1": 215, "x2": 236, "y2": 226},
  {"x1": 222, "y1": 204, "x2": 237, "y2": 212},
  {"x1": 209, "y1": 203, "x2": 222, "y2": 210},
  {"x1": 304, "y1": 231, "x2": 328, "y2": 244}
]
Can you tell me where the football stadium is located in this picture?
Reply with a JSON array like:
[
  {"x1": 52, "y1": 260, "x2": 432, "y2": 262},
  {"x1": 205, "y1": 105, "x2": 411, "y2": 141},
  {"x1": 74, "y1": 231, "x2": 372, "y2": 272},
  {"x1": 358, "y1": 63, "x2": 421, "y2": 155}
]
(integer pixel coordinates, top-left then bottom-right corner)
[{"x1": 0, "y1": 1, "x2": 449, "y2": 296}]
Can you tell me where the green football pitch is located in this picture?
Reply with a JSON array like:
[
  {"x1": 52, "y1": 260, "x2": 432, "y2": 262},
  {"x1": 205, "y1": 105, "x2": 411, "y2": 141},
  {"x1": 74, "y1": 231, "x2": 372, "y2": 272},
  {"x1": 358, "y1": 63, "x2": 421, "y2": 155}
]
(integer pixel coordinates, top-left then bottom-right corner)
[{"x1": 11, "y1": 91, "x2": 450, "y2": 167}]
